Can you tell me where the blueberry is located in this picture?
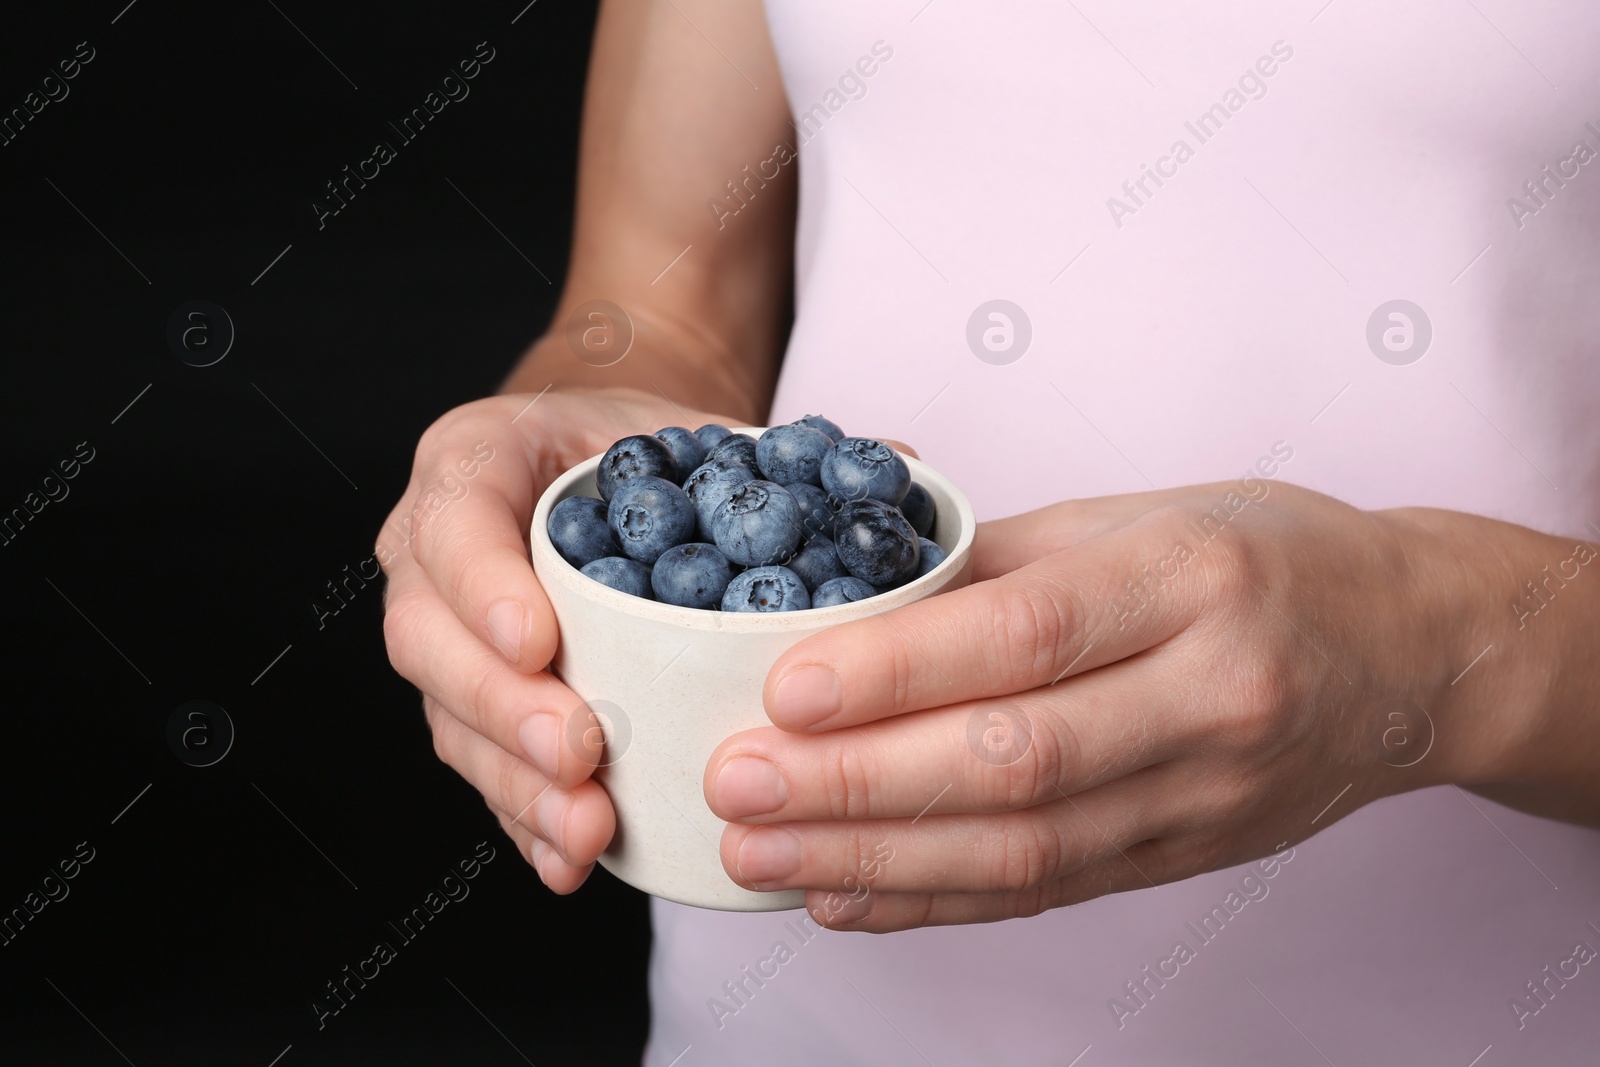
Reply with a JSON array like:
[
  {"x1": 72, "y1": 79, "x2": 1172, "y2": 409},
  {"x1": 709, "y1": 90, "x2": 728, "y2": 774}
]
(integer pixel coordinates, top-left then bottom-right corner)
[
  {"x1": 811, "y1": 575, "x2": 879, "y2": 608},
  {"x1": 912, "y1": 537, "x2": 946, "y2": 579},
  {"x1": 653, "y1": 426, "x2": 707, "y2": 481},
  {"x1": 650, "y1": 542, "x2": 738, "y2": 609},
  {"x1": 833, "y1": 499, "x2": 919, "y2": 586},
  {"x1": 682, "y1": 458, "x2": 756, "y2": 538},
  {"x1": 694, "y1": 423, "x2": 735, "y2": 450},
  {"x1": 721, "y1": 566, "x2": 811, "y2": 612},
  {"x1": 785, "y1": 482, "x2": 837, "y2": 542},
  {"x1": 706, "y1": 433, "x2": 760, "y2": 472},
  {"x1": 547, "y1": 495, "x2": 618, "y2": 568},
  {"x1": 785, "y1": 535, "x2": 848, "y2": 592},
  {"x1": 793, "y1": 414, "x2": 845, "y2": 442},
  {"x1": 898, "y1": 481, "x2": 936, "y2": 538},
  {"x1": 756, "y1": 423, "x2": 834, "y2": 487},
  {"x1": 596, "y1": 435, "x2": 677, "y2": 501},
  {"x1": 580, "y1": 556, "x2": 653, "y2": 598},
  {"x1": 607, "y1": 476, "x2": 697, "y2": 564},
  {"x1": 819, "y1": 437, "x2": 911, "y2": 505},
  {"x1": 711, "y1": 480, "x2": 804, "y2": 567}
]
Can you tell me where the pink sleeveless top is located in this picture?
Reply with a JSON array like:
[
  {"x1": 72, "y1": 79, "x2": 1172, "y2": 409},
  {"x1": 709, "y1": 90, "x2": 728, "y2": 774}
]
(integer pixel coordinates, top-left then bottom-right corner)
[{"x1": 647, "y1": 3, "x2": 1600, "y2": 1062}]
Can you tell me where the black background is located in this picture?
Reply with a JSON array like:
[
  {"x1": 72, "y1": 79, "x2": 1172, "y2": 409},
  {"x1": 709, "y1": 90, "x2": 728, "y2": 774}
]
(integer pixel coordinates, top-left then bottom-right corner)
[{"x1": 0, "y1": 2, "x2": 656, "y2": 1063}]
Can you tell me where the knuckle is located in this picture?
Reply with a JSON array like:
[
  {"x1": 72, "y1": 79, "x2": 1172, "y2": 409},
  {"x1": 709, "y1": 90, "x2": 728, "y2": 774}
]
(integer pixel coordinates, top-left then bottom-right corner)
[
  {"x1": 465, "y1": 659, "x2": 508, "y2": 739},
  {"x1": 994, "y1": 577, "x2": 1072, "y2": 690},
  {"x1": 1011, "y1": 884, "x2": 1057, "y2": 921},
  {"x1": 865, "y1": 624, "x2": 916, "y2": 716},
  {"x1": 494, "y1": 750, "x2": 527, "y2": 826},
  {"x1": 1020, "y1": 709, "x2": 1074, "y2": 801},
  {"x1": 1213, "y1": 773, "x2": 1258, "y2": 823},
  {"x1": 1194, "y1": 524, "x2": 1258, "y2": 608},
  {"x1": 414, "y1": 405, "x2": 472, "y2": 460},
  {"x1": 984, "y1": 706, "x2": 1071, "y2": 808},
  {"x1": 994, "y1": 816, "x2": 1065, "y2": 890},
  {"x1": 1218, "y1": 656, "x2": 1292, "y2": 754},
  {"x1": 821, "y1": 737, "x2": 877, "y2": 819},
  {"x1": 425, "y1": 701, "x2": 454, "y2": 764},
  {"x1": 381, "y1": 589, "x2": 427, "y2": 680},
  {"x1": 1127, "y1": 836, "x2": 1184, "y2": 883}
]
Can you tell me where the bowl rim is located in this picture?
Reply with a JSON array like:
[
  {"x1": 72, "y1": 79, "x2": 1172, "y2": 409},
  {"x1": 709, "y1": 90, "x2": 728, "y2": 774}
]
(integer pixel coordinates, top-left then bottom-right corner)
[{"x1": 529, "y1": 427, "x2": 977, "y2": 631}]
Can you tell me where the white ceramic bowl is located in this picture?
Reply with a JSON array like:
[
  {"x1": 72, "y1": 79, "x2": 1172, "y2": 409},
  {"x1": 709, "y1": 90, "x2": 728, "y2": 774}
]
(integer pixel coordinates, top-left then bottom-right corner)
[{"x1": 529, "y1": 429, "x2": 975, "y2": 911}]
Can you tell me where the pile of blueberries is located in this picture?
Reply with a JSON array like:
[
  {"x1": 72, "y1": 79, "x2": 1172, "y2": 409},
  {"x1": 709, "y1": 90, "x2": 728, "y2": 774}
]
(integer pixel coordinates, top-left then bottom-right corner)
[{"x1": 545, "y1": 416, "x2": 944, "y2": 612}]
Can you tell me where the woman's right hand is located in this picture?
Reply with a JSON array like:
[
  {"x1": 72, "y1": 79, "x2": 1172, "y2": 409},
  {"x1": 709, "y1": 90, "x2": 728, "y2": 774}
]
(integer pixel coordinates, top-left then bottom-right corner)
[{"x1": 378, "y1": 385, "x2": 724, "y2": 891}]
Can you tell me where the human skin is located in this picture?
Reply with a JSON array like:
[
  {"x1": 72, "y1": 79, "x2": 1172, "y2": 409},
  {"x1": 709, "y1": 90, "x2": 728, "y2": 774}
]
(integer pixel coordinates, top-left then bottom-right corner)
[{"x1": 378, "y1": 0, "x2": 1600, "y2": 929}]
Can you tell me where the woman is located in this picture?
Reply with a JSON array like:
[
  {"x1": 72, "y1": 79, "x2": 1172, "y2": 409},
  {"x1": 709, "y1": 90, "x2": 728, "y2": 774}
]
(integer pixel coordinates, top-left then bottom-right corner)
[{"x1": 380, "y1": 1, "x2": 1600, "y2": 1061}]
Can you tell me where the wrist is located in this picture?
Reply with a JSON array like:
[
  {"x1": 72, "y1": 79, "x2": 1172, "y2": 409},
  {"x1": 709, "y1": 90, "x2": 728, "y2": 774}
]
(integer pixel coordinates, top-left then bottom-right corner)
[
  {"x1": 1382, "y1": 507, "x2": 1600, "y2": 792},
  {"x1": 501, "y1": 307, "x2": 768, "y2": 425}
]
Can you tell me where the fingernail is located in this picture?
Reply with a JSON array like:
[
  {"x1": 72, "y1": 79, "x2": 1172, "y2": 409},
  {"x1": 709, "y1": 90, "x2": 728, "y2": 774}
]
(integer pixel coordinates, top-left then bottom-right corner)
[
  {"x1": 714, "y1": 757, "x2": 788, "y2": 818},
  {"x1": 520, "y1": 713, "x2": 563, "y2": 779},
  {"x1": 771, "y1": 666, "x2": 842, "y2": 727},
  {"x1": 735, "y1": 828, "x2": 803, "y2": 886},
  {"x1": 536, "y1": 790, "x2": 571, "y2": 857},
  {"x1": 486, "y1": 599, "x2": 524, "y2": 664}
]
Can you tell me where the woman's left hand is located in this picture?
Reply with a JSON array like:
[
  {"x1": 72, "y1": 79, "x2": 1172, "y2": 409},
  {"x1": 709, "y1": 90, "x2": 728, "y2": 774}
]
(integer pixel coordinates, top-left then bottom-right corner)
[{"x1": 703, "y1": 479, "x2": 1541, "y2": 932}]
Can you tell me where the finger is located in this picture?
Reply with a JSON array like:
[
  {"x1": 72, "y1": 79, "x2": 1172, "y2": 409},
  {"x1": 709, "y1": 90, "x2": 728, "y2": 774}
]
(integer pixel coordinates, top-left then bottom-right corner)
[
  {"x1": 718, "y1": 767, "x2": 1164, "y2": 895},
  {"x1": 764, "y1": 506, "x2": 1205, "y2": 730},
  {"x1": 880, "y1": 438, "x2": 919, "y2": 460},
  {"x1": 491, "y1": 804, "x2": 596, "y2": 895},
  {"x1": 709, "y1": 653, "x2": 1184, "y2": 823},
  {"x1": 396, "y1": 421, "x2": 558, "y2": 673},
  {"x1": 971, "y1": 489, "x2": 1189, "y2": 581},
  {"x1": 803, "y1": 843, "x2": 1166, "y2": 933},
  {"x1": 428, "y1": 698, "x2": 616, "y2": 867},
  {"x1": 384, "y1": 562, "x2": 603, "y2": 788}
]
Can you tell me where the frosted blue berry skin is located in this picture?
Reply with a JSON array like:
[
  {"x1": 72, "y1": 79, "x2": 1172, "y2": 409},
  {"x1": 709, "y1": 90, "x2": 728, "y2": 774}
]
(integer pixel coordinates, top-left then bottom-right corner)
[
  {"x1": 694, "y1": 423, "x2": 735, "y2": 450},
  {"x1": 756, "y1": 424, "x2": 834, "y2": 487},
  {"x1": 596, "y1": 435, "x2": 677, "y2": 501},
  {"x1": 650, "y1": 542, "x2": 738, "y2": 609},
  {"x1": 912, "y1": 537, "x2": 946, "y2": 579},
  {"x1": 785, "y1": 535, "x2": 848, "y2": 592},
  {"x1": 547, "y1": 495, "x2": 619, "y2": 568},
  {"x1": 710, "y1": 480, "x2": 804, "y2": 567},
  {"x1": 819, "y1": 437, "x2": 911, "y2": 505},
  {"x1": 683, "y1": 458, "x2": 756, "y2": 539},
  {"x1": 607, "y1": 476, "x2": 698, "y2": 565},
  {"x1": 811, "y1": 576, "x2": 878, "y2": 608},
  {"x1": 722, "y1": 566, "x2": 811, "y2": 612},
  {"x1": 833, "y1": 498, "x2": 919, "y2": 586},
  {"x1": 561, "y1": 424, "x2": 946, "y2": 613},
  {"x1": 898, "y1": 482, "x2": 936, "y2": 538},
  {"x1": 706, "y1": 433, "x2": 760, "y2": 472},
  {"x1": 793, "y1": 413, "x2": 845, "y2": 442},
  {"x1": 580, "y1": 556, "x2": 653, "y2": 598},
  {"x1": 785, "y1": 482, "x2": 836, "y2": 543},
  {"x1": 653, "y1": 426, "x2": 708, "y2": 481}
]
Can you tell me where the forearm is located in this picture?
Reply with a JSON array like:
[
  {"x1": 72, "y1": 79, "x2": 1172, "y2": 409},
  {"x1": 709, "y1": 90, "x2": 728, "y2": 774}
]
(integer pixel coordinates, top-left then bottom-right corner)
[
  {"x1": 1389, "y1": 505, "x2": 1600, "y2": 823},
  {"x1": 501, "y1": 0, "x2": 793, "y2": 427}
]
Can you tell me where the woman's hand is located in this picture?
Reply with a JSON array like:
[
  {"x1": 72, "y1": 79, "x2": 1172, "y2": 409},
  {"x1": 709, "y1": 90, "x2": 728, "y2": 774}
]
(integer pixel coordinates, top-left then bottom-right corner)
[
  {"x1": 380, "y1": 386, "x2": 727, "y2": 892},
  {"x1": 704, "y1": 479, "x2": 1594, "y2": 931}
]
